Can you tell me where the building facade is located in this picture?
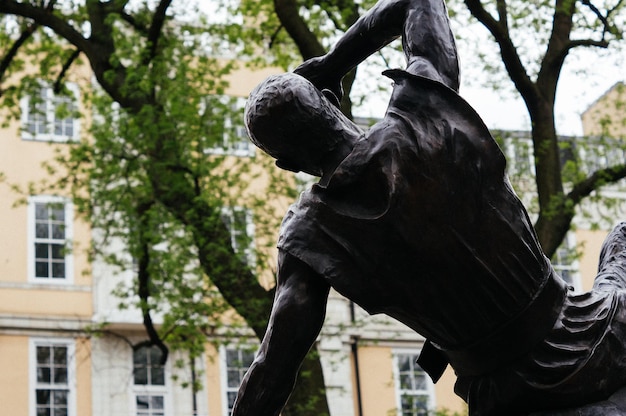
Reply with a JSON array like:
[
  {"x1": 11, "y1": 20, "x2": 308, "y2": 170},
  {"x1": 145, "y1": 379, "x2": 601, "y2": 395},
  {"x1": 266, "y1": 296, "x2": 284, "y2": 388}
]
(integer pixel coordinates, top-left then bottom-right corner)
[{"x1": 1, "y1": 60, "x2": 624, "y2": 416}]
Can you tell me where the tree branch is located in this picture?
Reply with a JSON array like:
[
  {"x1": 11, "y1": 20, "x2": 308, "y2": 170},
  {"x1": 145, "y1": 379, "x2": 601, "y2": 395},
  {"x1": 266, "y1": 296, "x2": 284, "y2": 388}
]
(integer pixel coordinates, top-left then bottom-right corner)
[
  {"x1": 136, "y1": 200, "x2": 169, "y2": 365},
  {"x1": 581, "y1": 0, "x2": 619, "y2": 38},
  {"x1": 274, "y1": 0, "x2": 326, "y2": 59},
  {"x1": 146, "y1": 0, "x2": 173, "y2": 61},
  {"x1": 463, "y1": 0, "x2": 538, "y2": 107},
  {"x1": 568, "y1": 164, "x2": 626, "y2": 205},
  {"x1": 496, "y1": 0, "x2": 508, "y2": 32},
  {"x1": 0, "y1": 22, "x2": 39, "y2": 92},
  {"x1": 53, "y1": 49, "x2": 81, "y2": 94},
  {"x1": 0, "y1": 0, "x2": 90, "y2": 53},
  {"x1": 120, "y1": 11, "x2": 149, "y2": 34}
]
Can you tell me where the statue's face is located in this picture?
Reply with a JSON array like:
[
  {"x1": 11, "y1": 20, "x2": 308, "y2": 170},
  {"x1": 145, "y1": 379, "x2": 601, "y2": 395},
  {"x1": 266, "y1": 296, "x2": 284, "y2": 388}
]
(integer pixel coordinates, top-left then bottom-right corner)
[{"x1": 245, "y1": 74, "x2": 340, "y2": 176}]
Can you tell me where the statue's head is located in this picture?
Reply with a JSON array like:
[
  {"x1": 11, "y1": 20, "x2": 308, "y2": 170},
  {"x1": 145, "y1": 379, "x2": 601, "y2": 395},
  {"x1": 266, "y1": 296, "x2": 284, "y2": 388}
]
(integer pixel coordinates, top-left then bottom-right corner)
[{"x1": 244, "y1": 73, "x2": 348, "y2": 176}]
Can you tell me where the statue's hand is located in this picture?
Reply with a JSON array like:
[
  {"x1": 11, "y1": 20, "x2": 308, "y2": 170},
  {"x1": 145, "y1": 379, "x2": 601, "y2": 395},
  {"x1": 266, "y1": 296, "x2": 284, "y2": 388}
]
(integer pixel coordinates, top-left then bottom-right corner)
[{"x1": 294, "y1": 56, "x2": 343, "y2": 107}]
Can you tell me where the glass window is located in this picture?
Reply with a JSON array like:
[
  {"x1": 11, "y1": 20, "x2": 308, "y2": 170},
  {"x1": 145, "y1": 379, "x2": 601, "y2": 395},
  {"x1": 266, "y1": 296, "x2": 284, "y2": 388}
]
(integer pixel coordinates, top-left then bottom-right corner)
[
  {"x1": 552, "y1": 233, "x2": 581, "y2": 292},
  {"x1": 133, "y1": 346, "x2": 165, "y2": 386},
  {"x1": 203, "y1": 95, "x2": 254, "y2": 157},
  {"x1": 29, "y1": 196, "x2": 73, "y2": 283},
  {"x1": 223, "y1": 347, "x2": 255, "y2": 416},
  {"x1": 221, "y1": 207, "x2": 255, "y2": 266},
  {"x1": 33, "y1": 342, "x2": 72, "y2": 416},
  {"x1": 393, "y1": 352, "x2": 434, "y2": 416},
  {"x1": 21, "y1": 83, "x2": 79, "y2": 142},
  {"x1": 133, "y1": 346, "x2": 167, "y2": 416},
  {"x1": 136, "y1": 395, "x2": 165, "y2": 416}
]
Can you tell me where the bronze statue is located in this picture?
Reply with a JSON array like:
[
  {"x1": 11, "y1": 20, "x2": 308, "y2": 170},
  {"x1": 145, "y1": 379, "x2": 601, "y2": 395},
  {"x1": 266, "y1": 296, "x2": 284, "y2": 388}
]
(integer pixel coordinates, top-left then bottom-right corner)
[{"x1": 233, "y1": 0, "x2": 626, "y2": 415}]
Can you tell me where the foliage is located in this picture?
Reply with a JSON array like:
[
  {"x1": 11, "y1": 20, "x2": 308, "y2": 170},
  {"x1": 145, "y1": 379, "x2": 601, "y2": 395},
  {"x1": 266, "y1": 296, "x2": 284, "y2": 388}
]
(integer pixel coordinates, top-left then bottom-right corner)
[
  {"x1": 0, "y1": 0, "x2": 298, "y2": 405},
  {"x1": 443, "y1": 0, "x2": 626, "y2": 258},
  {"x1": 3, "y1": 0, "x2": 626, "y2": 414}
]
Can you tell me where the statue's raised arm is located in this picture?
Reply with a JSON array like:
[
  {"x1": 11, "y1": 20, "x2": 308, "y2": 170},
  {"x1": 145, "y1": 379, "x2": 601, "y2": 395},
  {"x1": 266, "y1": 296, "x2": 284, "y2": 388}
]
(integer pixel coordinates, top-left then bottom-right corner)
[{"x1": 238, "y1": 0, "x2": 626, "y2": 415}]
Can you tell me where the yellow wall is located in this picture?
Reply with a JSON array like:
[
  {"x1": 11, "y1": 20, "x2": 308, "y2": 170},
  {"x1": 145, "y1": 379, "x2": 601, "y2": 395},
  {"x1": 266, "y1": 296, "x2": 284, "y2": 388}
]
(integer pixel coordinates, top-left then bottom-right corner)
[
  {"x1": 582, "y1": 82, "x2": 625, "y2": 138},
  {"x1": 576, "y1": 229, "x2": 607, "y2": 291},
  {"x1": 75, "y1": 338, "x2": 93, "y2": 416},
  {"x1": 0, "y1": 335, "x2": 29, "y2": 416},
  {"x1": 356, "y1": 346, "x2": 397, "y2": 416},
  {"x1": 436, "y1": 367, "x2": 467, "y2": 415},
  {"x1": 205, "y1": 343, "x2": 224, "y2": 416},
  {"x1": 0, "y1": 288, "x2": 91, "y2": 317}
]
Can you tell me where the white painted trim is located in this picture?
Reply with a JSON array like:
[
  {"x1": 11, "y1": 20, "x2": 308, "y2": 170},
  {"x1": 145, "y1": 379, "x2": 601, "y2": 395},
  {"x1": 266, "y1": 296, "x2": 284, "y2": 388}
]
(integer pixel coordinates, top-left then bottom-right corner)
[
  {"x1": 20, "y1": 82, "x2": 80, "y2": 143},
  {"x1": 391, "y1": 348, "x2": 436, "y2": 416},
  {"x1": 29, "y1": 337, "x2": 77, "y2": 416},
  {"x1": 27, "y1": 195, "x2": 74, "y2": 285},
  {"x1": 130, "y1": 346, "x2": 173, "y2": 416},
  {"x1": 219, "y1": 344, "x2": 257, "y2": 416}
]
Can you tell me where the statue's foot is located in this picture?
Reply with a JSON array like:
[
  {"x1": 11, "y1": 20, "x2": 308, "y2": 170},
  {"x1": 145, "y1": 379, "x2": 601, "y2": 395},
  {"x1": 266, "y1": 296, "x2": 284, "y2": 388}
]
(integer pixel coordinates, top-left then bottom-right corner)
[{"x1": 529, "y1": 385, "x2": 626, "y2": 415}]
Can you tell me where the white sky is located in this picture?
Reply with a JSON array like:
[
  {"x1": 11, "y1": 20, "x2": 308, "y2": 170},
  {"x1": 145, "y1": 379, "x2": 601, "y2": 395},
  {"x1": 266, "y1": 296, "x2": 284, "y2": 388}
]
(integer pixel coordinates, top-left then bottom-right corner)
[
  {"x1": 351, "y1": 41, "x2": 625, "y2": 137},
  {"x1": 460, "y1": 48, "x2": 626, "y2": 136},
  {"x1": 189, "y1": 0, "x2": 626, "y2": 137}
]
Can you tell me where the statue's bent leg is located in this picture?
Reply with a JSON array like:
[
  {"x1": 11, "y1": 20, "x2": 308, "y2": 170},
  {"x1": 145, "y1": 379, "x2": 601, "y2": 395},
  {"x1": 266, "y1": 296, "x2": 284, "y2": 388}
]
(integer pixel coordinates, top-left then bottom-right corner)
[{"x1": 594, "y1": 222, "x2": 626, "y2": 291}]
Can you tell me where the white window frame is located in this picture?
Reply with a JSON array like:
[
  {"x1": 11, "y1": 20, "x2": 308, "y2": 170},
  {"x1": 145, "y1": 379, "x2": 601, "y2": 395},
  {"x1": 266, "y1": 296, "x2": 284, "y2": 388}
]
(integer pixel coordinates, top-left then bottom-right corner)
[
  {"x1": 505, "y1": 136, "x2": 536, "y2": 177},
  {"x1": 392, "y1": 349, "x2": 436, "y2": 416},
  {"x1": 553, "y1": 232, "x2": 582, "y2": 293},
  {"x1": 27, "y1": 195, "x2": 74, "y2": 284},
  {"x1": 221, "y1": 207, "x2": 256, "y2": 267},
  {"x1": 203, "y1": 95, "x2": 254, "y2": 157},
  {"x1": 220, "y1": 345, "x2": 256, "y2": 416},
  {"x1": 20, "y1": 82, "x2": 80, "y2": 142},
  {"x1": 29, "y1": 338, "x2": 76, "y2": 416},
  {"x1": 131, "y1": 345, "x2": 172, "y2": 416}
]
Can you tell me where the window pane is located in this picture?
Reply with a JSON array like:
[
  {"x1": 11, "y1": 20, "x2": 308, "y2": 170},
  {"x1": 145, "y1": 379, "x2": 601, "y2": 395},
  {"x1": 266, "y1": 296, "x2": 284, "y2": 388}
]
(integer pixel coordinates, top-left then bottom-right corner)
[
  {"x1": 36, "y1": 262, "x2": 49, "y2": 278},
  {"x1": 227, "y1": 370, "x2": 241, "y2": 387},
  {"x1": 133, "y1": 347, "x2": 147, "y2": 365},
  {"x1": 51, "y1": 244, "x2": 64, "y2": 259},
  {"x1": 36, "y1": 389, "x2": 51, "y2": 405},
  {"x1": 242, "y1": 350, "x2": 255, "y2": 365},
  {"x1": 151, "y1": 367, "x2": 165, "y2": 386},
  {"x1": 136, "y1": 396, "x2": 150, "y2": 409},
  {"x1": 36, "y1": 204, "x2": 49, "y2": 220},
  {"x1": 53, "y1": 390, "x2": 68, "y2": 405},
  {"x1": 37, "y1": 346, "x2": 51, "y2": 364},
  {"x1": 52, "y1": 224, "x2": 65, "y2": 240},
  {"x1": 37, "y1": 408, "x2": 50, "y2": 416},
  {"x1": 37, "y1": 367, "x2": 51, "y2": 383},
  {"x1": 227, "y1": 391, "x2": 237, "y2": 411},
  {"x1": 55, "y1": 408, "x2": 68, "y2": 416},
  {"x1": 52, "y1": 263, "x2": 65, "y2": 279},
  {"x1": 134, "y1": 367, "x2": 148, "y2": 385},
  {"x1": 151, "y1": 396, "x2": 164, "y2": 409},
  {"x1": 54, "y1": 367, "x2": 68, "y2": 384},
  {"x1": 398, "y1": 355, "x2": 411, "y2": 372},
  {"x1": 36, "y1": 223, "x2": 49, "y2": 238},
  {"x1": 36, "y1": 243, "x2": 49, "y2": 259},
  {"x1": 400, "y1": 373, "x2": 412, "y2": 390},
  {"x1": 226, "y1": 349, "x2": 239, "y2": 365},
  {"x1": 413, "y1": 373, "x2": 427, "y2": 391},
  {"x1": 50, "y1": 207, "x2": 65, "y2": 222}
]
